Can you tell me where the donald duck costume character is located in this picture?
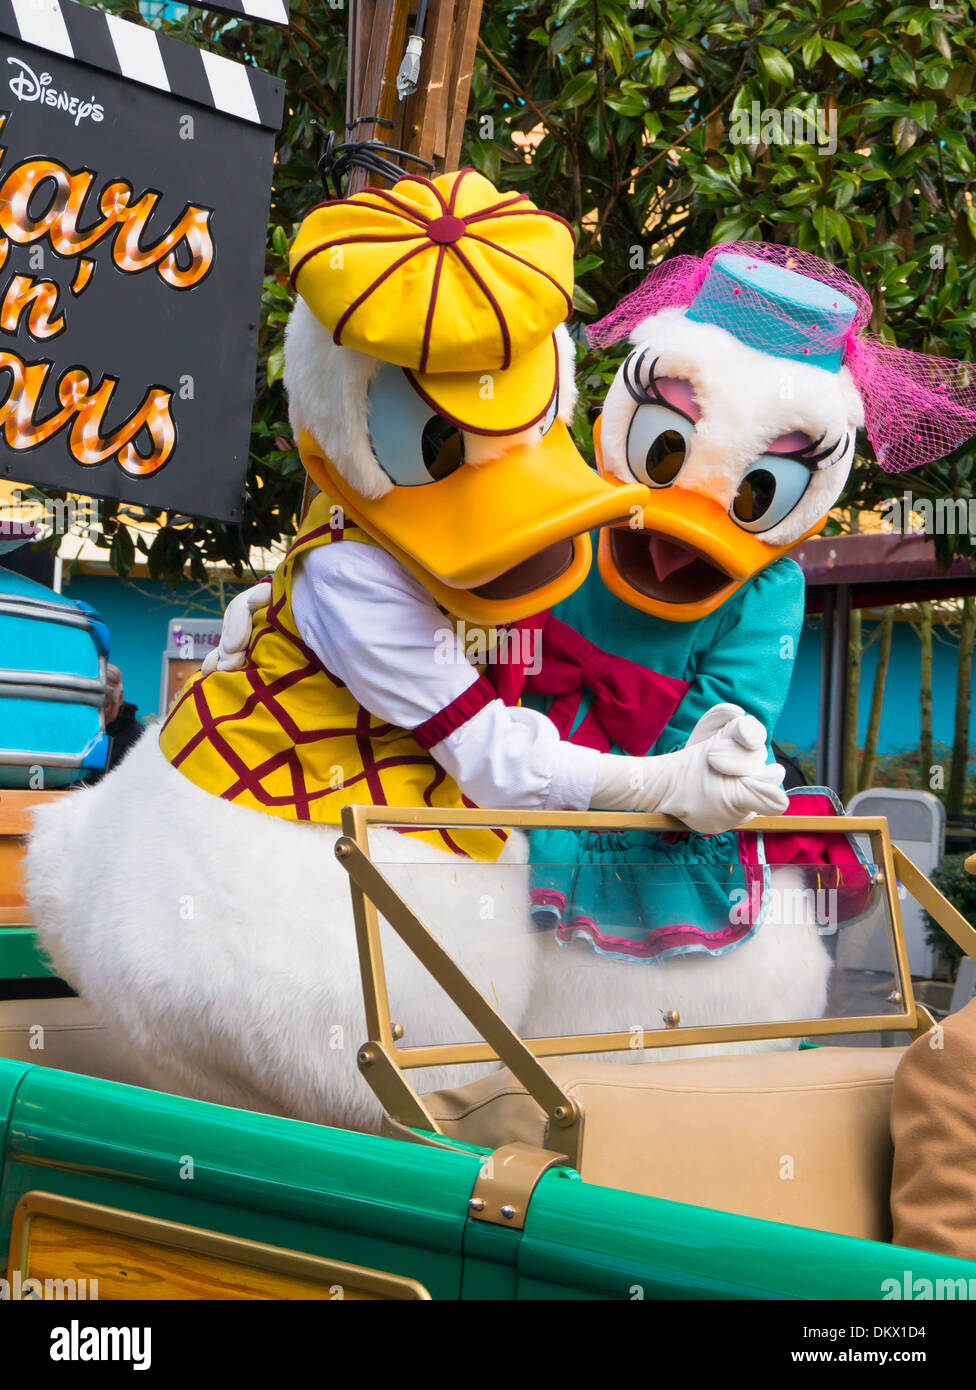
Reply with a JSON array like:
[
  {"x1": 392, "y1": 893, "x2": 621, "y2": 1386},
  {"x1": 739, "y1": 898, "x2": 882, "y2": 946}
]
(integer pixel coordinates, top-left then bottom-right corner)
[{"x1": 26, "y1": 175, "x2": 785, "y2": 1130}]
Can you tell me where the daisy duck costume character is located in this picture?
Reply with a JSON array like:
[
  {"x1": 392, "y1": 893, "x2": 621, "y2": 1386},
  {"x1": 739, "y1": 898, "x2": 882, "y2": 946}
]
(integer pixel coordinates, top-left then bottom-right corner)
[
  {"x1": 26, "y1": 175, "x2": 784, "y2": 1130},
  {"x1": 519, "y1": 244, "x2": 976, "y2": 1049}
]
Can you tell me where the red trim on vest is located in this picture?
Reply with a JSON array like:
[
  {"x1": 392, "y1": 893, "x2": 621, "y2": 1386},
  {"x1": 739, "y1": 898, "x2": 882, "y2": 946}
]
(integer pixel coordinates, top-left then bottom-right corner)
[{"x1": 412, "y1": 674, "x2": 497, "y2": 750}]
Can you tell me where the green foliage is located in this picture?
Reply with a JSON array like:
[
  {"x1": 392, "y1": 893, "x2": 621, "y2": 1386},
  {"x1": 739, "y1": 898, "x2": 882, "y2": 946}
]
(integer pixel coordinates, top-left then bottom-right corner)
[
  {"x1": 471, "y1": 0, "x2": 976, "y2": 516},
  {"x1": 55, "y1": 1, "x2": 976, "y2": 578},
  {"x1": 923, "y1": 852, "x2": 976, "y2": 969}
]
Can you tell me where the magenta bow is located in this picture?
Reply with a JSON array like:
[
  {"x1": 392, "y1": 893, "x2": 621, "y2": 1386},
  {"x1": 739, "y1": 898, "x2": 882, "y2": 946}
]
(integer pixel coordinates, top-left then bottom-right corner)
[{"x1": 489, "y1": 613, "x2": 690, "y2": 756}]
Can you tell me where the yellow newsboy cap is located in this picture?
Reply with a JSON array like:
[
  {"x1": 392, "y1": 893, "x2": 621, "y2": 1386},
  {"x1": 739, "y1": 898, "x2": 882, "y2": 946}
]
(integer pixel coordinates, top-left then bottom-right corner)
[{"x1": 289, "y1": 168, "x2": 575, "y2": 375}]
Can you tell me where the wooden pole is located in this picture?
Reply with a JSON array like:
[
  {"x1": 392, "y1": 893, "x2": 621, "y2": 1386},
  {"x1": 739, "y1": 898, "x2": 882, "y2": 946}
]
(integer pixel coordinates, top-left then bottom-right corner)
[
  {"x1": 346, "y1": 0, "x2": 484, "y2": 182},
  {"x1": 344, "y1": 0, "x2": 412, "y2": 194}
]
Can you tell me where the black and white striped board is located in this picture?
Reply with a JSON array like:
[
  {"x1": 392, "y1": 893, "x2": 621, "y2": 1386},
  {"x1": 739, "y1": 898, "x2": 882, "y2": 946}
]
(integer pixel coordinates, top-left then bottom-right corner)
[
  {"x1": 0, "y1": 0, "x2": 284, "y2": 128},
  {"x1": 177, "y1": 0, "x2": 290, "y2": 27}
]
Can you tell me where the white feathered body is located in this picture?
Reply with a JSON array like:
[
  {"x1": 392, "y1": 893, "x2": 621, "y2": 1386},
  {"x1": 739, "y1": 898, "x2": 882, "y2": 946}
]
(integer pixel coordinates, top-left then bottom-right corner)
[
  {"x1": 26, "y1": 729, "x2": 830, "y2": 1129},
  {"x1": 25, "y1": 729, "x2": 538, "y2": 1133}
]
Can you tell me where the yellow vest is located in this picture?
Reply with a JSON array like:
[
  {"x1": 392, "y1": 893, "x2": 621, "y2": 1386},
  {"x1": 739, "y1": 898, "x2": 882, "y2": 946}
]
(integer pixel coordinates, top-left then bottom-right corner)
[{"x1": 159, "y1": 494, "x2": 506, "y2": 861}]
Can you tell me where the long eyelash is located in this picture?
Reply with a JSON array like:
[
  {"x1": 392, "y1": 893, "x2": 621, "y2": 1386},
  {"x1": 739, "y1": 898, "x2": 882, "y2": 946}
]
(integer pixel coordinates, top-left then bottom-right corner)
[
  {"x1": 622, "y1": 349, "x2": 695, "y2": 423},
  {"x1": 782, "y1": 432, "x2": 851, "y2": 469},
  {"x1": 622, "y1": 348, "x2": 658, "y2": 405}
]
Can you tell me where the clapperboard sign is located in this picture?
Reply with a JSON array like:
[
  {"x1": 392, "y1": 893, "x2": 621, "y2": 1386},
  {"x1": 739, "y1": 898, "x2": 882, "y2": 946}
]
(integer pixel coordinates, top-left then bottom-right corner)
[{"x1": 0, "y1": 0, "x2": 285, "y2": 522}]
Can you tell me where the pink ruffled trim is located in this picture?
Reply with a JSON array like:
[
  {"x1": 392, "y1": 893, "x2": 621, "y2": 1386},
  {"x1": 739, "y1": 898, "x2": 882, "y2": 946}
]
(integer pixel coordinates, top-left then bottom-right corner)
[{"x1": 555, "y1": 913, "x2": 754, "y2": 960}]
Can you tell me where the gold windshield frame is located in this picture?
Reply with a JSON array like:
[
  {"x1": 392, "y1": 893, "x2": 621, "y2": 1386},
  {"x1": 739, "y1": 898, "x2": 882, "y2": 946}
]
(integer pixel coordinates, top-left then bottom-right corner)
[{"x1": 337, "y1": 806, "x2": 976, "y2": 1156}]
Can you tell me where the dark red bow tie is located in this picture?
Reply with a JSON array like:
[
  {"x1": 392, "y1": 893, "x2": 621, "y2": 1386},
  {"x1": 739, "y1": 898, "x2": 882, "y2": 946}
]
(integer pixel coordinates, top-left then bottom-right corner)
[{"x1": 489, "y1": 613, "x2": 690, "y2": 756}]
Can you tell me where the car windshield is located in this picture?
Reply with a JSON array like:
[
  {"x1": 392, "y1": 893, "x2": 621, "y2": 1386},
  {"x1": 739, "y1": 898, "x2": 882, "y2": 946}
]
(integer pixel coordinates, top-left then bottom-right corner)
[{"x1": 362, "y1": 817, "x2": 906, "y2": 1058}]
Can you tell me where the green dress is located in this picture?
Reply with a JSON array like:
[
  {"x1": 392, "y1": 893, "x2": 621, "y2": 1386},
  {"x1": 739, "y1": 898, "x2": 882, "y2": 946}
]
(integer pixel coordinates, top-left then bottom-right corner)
[{"x1": 527, "y1": 552, "x2": 806, "y2": 960}]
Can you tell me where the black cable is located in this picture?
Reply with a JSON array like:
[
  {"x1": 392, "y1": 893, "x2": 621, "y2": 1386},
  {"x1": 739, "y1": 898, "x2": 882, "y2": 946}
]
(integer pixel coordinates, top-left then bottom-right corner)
[{"x1": 316, "y1": 125, "x2": 435, "y2": 197}]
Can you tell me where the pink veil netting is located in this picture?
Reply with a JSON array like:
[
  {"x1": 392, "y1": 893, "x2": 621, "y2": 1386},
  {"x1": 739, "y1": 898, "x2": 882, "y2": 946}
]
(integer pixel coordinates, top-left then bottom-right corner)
[{"x1": 587, "y1": 241, "x2": 976, "y2": 473}]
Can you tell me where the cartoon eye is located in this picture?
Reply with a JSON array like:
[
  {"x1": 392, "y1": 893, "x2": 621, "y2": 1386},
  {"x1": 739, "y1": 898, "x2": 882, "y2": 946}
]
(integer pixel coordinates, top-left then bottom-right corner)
[
  {"x1": 367, "y1": 365, "x2": 465, "y2": 486},
  {"x1": 420, "y1": 415, "x2": 464, "y2": 481},
  {"x1": 731, "y1": 455, "x2": 813, "y2": 533},
  {"x1": 626, "y1": 403, "x2": 694, "y2": 487}
]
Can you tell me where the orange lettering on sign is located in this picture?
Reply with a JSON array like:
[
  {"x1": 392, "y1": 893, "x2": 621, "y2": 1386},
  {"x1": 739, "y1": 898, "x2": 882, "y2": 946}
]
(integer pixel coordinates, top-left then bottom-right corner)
[
  {"x1": 0, "y1": 350, "x2": 176, "y2": 475},
  {"x1": 0, "y1": 274, "x2": 65, "y2": 338},
  {"x1": 0, "y1": 114, "x2": 213, "y2": 478},
  {"x1": 0, "y1": 148, "x2": 215, "y2": 288}
]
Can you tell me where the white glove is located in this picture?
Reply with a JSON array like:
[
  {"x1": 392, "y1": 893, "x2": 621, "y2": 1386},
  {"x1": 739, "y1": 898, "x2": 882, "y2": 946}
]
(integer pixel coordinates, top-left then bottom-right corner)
[
  {"x1": 202, "y1": 581, "x2": 271, "y2": 675},
  {"x1": 590, "y1": 702, "x2": 788, "y2": 835}
]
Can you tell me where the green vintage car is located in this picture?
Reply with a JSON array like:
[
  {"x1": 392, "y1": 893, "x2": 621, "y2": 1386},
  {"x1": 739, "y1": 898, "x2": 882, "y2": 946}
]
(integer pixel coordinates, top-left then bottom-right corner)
[{"x1": 1, "y1": 793, "x2": 975, "y2": 1302}]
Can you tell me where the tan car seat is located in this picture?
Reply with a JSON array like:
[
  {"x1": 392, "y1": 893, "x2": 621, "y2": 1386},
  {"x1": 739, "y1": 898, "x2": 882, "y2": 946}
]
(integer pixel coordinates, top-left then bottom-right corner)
[
  {"x1": 424, "y1": 1045, "x2": 905, "y2": 1242},
  {"x1": 0, "y1": 995, "x2": 153, "y2": 1087},
  {"x1": 891, "y1": 996, "x2": 976, "y2": 1261}
]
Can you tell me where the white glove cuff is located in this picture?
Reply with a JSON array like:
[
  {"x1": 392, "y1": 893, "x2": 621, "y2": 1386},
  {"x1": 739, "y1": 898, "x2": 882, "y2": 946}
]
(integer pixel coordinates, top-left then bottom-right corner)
[
  {"x1": 547, "y1": 742, "x2": 602, "y2": 812},
  {"x1": 590, "y1": 752, "x2": 669, "y2": 812}
]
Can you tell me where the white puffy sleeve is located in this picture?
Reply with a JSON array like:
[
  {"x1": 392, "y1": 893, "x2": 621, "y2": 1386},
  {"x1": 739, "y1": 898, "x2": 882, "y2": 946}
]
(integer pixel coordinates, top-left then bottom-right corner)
[{"x1": 290, "y1": 540, "x2": 600, "y2": 810}]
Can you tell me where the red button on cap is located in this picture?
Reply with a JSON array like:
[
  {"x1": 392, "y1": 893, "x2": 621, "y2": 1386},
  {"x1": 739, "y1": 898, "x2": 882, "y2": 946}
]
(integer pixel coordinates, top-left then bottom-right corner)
[{"x1": 427, "y1": 215, "x2": 466, "y2": 245}]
